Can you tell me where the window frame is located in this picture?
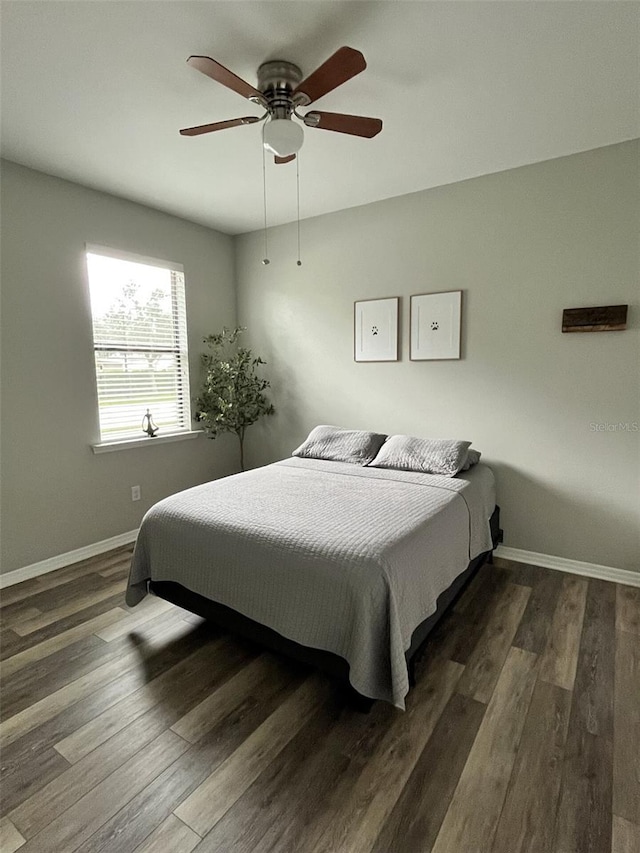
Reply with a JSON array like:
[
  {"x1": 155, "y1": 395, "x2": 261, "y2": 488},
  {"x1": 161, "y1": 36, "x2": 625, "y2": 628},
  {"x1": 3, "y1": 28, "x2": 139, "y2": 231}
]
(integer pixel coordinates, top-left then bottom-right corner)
[{"x1": 85, "y1": 243, "x2": 194, "y2": 449}]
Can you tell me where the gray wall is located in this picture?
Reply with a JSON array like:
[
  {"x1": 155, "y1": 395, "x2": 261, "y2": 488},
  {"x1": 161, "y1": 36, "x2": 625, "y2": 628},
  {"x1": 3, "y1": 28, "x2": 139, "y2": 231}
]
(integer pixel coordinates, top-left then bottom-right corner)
[
  {"x1": 1, "y1": 161, "x2": 238, "y2": 573},
  {"x1": 236, "y1": 141, "x2": 639, "y2": 573}
]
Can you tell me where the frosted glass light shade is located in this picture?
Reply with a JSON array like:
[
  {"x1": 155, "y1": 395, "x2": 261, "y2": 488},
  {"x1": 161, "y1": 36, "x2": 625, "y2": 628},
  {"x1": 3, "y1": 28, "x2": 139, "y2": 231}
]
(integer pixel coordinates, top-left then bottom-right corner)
[{"x1": 263, "y1": 118, "x2": 304, "y2": 157}]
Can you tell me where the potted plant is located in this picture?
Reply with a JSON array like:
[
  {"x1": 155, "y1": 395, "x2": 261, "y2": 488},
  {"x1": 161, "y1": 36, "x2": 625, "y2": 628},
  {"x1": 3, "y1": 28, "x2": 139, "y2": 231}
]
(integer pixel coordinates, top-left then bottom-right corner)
[{"x1": 195, "y1": 327, "x2": 274, "y2": 471}]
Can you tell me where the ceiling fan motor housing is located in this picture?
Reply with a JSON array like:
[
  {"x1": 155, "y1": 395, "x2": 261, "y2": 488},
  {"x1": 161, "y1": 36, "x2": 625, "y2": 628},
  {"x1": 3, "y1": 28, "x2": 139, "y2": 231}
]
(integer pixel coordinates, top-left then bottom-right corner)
[
  {"x1": 256, "y1": 61, "x2": 309, "y2": 115},
  {"x1": 257, "y1": 61, "x2": 302, "y2": 95}
]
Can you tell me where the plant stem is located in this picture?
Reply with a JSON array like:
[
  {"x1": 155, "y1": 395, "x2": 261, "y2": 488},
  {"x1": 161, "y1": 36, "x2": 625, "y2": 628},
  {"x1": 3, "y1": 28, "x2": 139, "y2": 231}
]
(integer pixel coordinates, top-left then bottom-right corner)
[{"x1": 239, "y1": 434, "x2": 244, "y2": 472}]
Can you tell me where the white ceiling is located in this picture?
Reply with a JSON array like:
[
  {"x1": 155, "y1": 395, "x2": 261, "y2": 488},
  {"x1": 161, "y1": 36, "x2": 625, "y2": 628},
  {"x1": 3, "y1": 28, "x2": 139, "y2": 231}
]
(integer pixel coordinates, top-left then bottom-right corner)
[{"x1": 1, "y1": 1, "x2": 638, "y2": 235}]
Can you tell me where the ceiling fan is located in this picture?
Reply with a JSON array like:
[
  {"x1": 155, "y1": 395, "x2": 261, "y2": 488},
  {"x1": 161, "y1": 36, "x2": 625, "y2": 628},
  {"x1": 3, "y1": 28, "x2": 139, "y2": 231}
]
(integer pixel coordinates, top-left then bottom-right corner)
[{"x1": 180, "y1": 46, "x2": 383, "y2": 163}]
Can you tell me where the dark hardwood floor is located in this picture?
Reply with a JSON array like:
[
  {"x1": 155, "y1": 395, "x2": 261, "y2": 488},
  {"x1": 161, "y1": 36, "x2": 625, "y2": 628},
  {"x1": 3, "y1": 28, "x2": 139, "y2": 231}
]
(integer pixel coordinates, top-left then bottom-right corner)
[{"x1": 0, "y1": 548, "x2": 638, "y2": 853}]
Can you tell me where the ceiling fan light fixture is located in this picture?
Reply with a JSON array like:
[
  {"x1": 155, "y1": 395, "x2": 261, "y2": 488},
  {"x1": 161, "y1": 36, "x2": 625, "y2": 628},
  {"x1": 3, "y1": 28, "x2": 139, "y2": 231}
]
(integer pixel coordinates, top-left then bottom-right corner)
[{"x1": 263, "y1": 118, "x2": 304, "y2": 158}]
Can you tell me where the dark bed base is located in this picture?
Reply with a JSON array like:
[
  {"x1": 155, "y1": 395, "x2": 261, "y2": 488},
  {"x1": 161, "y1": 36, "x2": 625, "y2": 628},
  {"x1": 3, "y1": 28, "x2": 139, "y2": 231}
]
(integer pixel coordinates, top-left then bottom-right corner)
[{"x1": 150, "y1": 506, "x2": 502, "y2": 711}]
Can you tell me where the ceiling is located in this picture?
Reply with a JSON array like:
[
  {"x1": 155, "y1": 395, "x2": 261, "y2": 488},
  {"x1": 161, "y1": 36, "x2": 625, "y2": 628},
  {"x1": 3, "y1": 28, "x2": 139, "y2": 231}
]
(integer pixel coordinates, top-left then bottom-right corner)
[{"x1": 1, "y1": 1, "x2": 638, "y2": 235}]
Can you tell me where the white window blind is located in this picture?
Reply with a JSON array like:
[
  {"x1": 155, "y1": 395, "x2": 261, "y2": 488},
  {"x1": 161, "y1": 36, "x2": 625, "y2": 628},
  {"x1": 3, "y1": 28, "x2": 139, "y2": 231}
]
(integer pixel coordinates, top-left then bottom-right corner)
[{"x1": 86, "y1": 246, "x2": 191, "y2": 443}]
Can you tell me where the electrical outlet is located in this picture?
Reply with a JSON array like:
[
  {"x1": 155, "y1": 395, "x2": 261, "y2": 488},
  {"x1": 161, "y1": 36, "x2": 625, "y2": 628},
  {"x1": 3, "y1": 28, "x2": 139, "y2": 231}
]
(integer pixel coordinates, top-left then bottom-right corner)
[{"x1": 131, "y1": 485, "x2": 141, "y2": 502}]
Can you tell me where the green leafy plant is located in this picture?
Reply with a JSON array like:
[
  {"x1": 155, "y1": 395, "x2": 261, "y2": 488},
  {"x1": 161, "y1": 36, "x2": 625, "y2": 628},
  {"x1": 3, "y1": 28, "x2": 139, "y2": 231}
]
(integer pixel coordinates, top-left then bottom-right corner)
[{"x1": 195, "y1": 327, "x2": 274, "y2": 471}]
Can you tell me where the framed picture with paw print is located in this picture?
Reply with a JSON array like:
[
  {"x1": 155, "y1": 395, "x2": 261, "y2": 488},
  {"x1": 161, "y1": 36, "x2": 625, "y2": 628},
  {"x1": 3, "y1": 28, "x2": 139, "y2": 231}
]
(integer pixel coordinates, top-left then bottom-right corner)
[
  {"x1": 354, "y1": 297, "x2": 399, "y2": 362},
  {"x1": 410, "y1": 290, "x2": 462, "y2": 360}
]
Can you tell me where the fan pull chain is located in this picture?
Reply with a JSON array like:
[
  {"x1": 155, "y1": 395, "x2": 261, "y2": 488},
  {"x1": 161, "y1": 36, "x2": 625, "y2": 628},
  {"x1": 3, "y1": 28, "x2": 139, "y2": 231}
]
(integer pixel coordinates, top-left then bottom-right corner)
[
  {"x1": 296, "y1": 155, "x2": 302, "y2": 267},
  {"x1": 261, "y1": 126, "x2": 270, "y2": 265}
]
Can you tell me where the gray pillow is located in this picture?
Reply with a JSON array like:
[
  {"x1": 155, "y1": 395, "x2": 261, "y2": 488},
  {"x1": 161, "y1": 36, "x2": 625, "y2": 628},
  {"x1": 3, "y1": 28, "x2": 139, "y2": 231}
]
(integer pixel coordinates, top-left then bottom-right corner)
[
  {"x1": 368, "y1": 434, "x2": 472, "y2": 477},
  {"x1": 460, "y1": 449, "x2": 482, "y2": 471},
  {"x1": 292, "y1": 425, "x2": 387, "y2": 465}
]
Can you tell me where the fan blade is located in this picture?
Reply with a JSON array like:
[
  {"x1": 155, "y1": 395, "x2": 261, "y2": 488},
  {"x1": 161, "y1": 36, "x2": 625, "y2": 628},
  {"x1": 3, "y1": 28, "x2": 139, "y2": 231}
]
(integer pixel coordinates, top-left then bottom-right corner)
[
  {"x1": 180, "y1": 116, "x2": 260, "y2": 136},
  {"x1": 293, "y1": 46, "x2": 366, "y2": 105},
  {"x1": 303, "y1": 111, "x2": 382, "y2": 138},
  {"x1": 187, "y1": 55, "x2": 264, "y2": 102},
  {"x1": 274, "y1": 154, "x2": 296, "y2": 164}
]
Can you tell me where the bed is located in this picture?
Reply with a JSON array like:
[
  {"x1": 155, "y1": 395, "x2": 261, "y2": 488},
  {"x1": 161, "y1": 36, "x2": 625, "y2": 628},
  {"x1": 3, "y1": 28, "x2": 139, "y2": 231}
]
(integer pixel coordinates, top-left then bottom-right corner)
[{"x1": 127, "y1": 454, "x2": 499, "y2": 709}]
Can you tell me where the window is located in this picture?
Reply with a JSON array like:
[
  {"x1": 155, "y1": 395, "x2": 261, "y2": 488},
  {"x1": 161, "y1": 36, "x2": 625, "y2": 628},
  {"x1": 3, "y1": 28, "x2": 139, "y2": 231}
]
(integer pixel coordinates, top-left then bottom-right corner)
[{"x1": 86, "y1": 245, "x2": 191, "y2": 443}]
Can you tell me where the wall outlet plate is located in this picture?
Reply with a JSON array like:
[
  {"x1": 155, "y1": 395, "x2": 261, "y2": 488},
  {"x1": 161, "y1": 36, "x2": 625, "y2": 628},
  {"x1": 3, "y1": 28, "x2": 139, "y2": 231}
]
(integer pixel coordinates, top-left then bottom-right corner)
[{"x1": 131, "y1": 485, "x2": 141, "y2": 502}]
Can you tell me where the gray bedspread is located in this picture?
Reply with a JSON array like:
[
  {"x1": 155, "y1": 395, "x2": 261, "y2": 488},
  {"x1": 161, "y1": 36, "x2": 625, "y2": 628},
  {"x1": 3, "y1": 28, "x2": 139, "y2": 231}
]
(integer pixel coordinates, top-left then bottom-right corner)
[{"x1": 126, "y1": 457, "x2": 496, "y2": 708}]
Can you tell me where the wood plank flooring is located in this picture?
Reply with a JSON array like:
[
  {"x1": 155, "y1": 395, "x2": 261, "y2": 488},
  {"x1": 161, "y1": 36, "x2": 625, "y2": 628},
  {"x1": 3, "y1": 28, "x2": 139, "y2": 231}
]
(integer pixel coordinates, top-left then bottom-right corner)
[{"x1": 1, "y1": 548, "x2": 638, "y2": 853}]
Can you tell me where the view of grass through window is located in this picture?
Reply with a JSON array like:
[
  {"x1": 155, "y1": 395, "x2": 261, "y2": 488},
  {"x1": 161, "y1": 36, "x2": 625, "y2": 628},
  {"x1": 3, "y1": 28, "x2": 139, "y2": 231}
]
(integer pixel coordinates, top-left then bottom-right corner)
[{"x1": 86, "y1": 249, "x2": 190, "y2": 441}]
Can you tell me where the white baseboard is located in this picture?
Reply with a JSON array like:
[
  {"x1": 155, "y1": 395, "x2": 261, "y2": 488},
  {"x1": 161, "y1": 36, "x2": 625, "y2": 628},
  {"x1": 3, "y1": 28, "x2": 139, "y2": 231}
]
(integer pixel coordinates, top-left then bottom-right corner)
[
  {"x1": 495, "y1": 545, "x2": 640, "y2": 588},
  {"x1": 0, "y1": 530, "x2": 139, "y2": 589}
]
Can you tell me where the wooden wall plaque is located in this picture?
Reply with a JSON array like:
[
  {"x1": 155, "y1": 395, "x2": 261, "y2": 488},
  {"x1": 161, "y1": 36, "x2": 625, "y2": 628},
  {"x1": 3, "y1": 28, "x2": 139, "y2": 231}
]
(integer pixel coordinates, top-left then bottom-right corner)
[{"x1": 562, "y1": 305, "x2": 628, "y2": 333}]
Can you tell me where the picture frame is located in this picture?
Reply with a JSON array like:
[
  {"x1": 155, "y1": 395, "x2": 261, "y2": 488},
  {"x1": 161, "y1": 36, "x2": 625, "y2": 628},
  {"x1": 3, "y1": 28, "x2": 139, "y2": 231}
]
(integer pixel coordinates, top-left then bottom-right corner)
[
  {"x1": 410, "y1": 290, "x2": 462, "y2": 360},
  {"x1": 354, "y1": 297, "x2": 399, "y2": 362}
]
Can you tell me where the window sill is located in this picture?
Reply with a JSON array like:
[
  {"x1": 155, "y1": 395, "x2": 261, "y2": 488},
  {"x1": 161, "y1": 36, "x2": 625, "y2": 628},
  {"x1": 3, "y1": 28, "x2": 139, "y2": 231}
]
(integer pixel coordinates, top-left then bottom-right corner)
[{"x1": 91, "y1": 430, "x2": 203, "y2": 454}]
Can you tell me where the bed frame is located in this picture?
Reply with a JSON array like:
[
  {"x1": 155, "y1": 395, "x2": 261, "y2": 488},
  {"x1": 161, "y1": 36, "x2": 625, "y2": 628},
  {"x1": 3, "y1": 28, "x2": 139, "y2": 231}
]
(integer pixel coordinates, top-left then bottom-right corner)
[{"x1": 150, "y1": 506, "x2": 502, "y2": 711}]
